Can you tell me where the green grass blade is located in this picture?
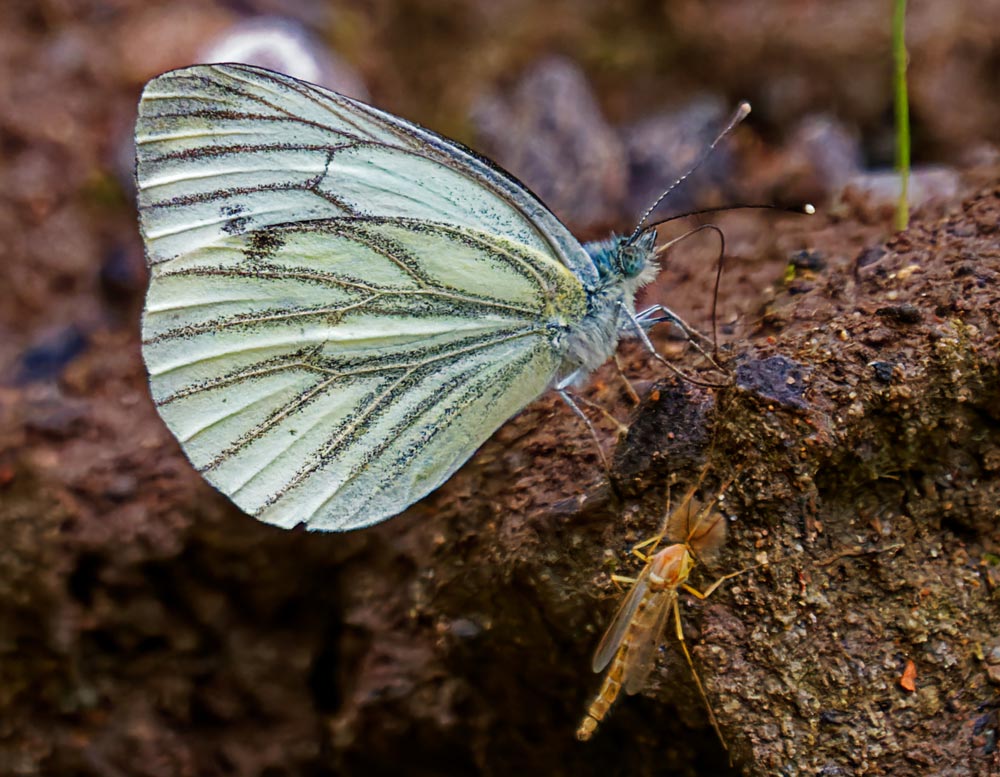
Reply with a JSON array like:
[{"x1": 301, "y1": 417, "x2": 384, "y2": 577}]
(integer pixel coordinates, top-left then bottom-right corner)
[{"x1": 893, "y1": 0, "x2": 910, "y2": 230}]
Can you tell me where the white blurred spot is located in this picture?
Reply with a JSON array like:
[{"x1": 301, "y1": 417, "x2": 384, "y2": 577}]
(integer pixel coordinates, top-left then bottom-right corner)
[{"x1": 200, "y1": 16, "x2": 368, "y2": 100}]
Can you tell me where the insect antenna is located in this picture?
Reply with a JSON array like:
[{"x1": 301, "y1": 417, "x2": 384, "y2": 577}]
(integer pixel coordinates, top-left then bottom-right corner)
[
  {"x1": 620, "y1": 100, "x2": 811, "y2": 389},
  {"x1": 625, "y1": 101, "x2": 752, "y2": 246},
  {"x1": 641, "y1": 202, "x2": 814, "y2": 379},
  {"x1": 647, "y1": 224, "x2": 728, "y2": 366},
  {"x1": 709, "y1": 227, "x2": 725, "y2": 364},
  {"x1": 640, "y1": 202, "x2": 816, "y2": 234}
]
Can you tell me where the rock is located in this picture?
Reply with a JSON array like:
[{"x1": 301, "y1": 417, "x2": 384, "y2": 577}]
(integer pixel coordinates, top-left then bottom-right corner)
[
  {"x1": 200, "y1": 16, "x2": 368, "y2": 100},
  {"x1": 471, "y1": 57, "x2": 626, "y2": 231},
  {"x1": 734, "y1": 354, "x2": 810, "y2": 409},
  {"x1": 621, "y1": 96, "x2": 735, "y2": 221},
  {"x1": 833, "y1": 166, "x2": 961, "y2": 217},
  {"x1": 16, "y1": 326, "x2": 89, "y2": 385},
  {"x1": 784, "y1": 114, "x2": 864, "y2": 202}
]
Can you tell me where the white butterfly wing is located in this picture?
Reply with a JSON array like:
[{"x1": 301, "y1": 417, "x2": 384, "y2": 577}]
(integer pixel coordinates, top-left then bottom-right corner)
[
  {"x1": 136, "y1": 63, "x2": 601, "y2": 530},
  {"x1": 136, "y1": 63, "x2": 597, "y2": 283},
  {"x1": 142, "y1": 216, "x2": 587, "y2": 530}
]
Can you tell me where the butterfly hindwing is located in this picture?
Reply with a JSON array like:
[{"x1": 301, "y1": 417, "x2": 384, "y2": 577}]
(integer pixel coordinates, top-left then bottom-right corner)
[{"x1": 142, "y1": 216, "x2": 587, "y2": 530}]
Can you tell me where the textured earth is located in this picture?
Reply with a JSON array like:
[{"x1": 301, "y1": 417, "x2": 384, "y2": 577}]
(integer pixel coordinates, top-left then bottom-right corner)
[{"x1": 1, "y1": 2, "x2": 999, "y2": 776}]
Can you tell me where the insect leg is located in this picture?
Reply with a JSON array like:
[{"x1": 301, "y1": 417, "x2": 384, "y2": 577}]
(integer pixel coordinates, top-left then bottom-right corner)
[
  {"x1": 570, "y1": 393, "x2": 629, "y2": 436},
  {"x1": 629, "y1": 534, "x2": 663, "y2": 563},
  {"x1": 683, "y1": 562, "x2": 760, "y2": 600},
  {"x1": 635, "y1": 303, "x2": 713, "y2": 348},
  {"x1": 619, "y1": 303, "x2": 727, "y2": 388},
  {"x1": 612, "y1": 352, "x2": 641, "y2": 404},
  {"x1": 633, "y1": 302, "x2": 726, "y2": 374},
  {"x1": 673, "y1": 595, "x2": 730, "y2": 753},
  {"x1": 610, "y1": 573, "x2": 637, "y2": 592},
  {"x1": 558, "y1": 389, "x2": 611, "y2": 473},
  {"x1": 556, "y1": 369, "x2": 629, "y2": 434}
]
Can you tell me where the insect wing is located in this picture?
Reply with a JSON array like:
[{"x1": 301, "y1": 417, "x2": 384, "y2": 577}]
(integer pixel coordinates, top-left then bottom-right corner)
[
  {"x1": 622, "y1": 587, "x2": 675, "y2": 695},
  {"x1": 663, "y1": 479, "x2": 703, "y2": 543},
  {"x1": 686, "y1": 504, "x2": 727, "y2": 566},
  {"x1": 135, "y1": 63, "x2": 596, "y2": 282},
  {"x1": 135, "y1": 63, "x2": 600, "y2": 530},
  {"x1": 592, "y1": 565, "x2": 652, "y2": 673},
  {"x1": 142, "y1": 216, "x2": 584, "y2": 531}
]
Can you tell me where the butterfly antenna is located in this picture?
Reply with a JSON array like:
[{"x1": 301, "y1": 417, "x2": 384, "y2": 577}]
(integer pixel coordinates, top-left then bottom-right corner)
[
  {"x1": 644, "y1": 224, "x2": 730, "y2": 379},
  {"x1": 651, "y1": 203, "x2": 814, "y2": 363},
  {"x1": 643, "y1": 202, "x2": 815, "y2": 233},
  {"x1": 709, "y1": 225, "x2": 725, "y2": 363},
  {"x1": 626, "y1": 101, "x2": 752, "y2": 246}
]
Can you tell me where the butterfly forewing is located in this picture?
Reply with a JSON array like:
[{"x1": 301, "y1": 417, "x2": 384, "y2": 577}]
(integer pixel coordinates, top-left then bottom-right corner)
[{"x1": 136, "y1": 63, "x2": 596, "y2": 281}]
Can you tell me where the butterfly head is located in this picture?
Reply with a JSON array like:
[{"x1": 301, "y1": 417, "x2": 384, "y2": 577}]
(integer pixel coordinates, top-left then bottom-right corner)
[{"x1": 584, "y1": 229, "x2": 659, "y2": 289}]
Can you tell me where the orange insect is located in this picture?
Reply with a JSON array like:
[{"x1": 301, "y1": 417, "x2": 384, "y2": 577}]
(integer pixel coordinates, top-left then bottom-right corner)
[{"x1": 577, "y1": 473, "x2": 742, "y2": 744}]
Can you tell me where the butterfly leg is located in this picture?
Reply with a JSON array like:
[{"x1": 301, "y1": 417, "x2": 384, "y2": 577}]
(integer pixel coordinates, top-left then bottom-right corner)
[
  {"x1": 557, "y1": 388, "x2": 612, "y2": 474},
  {"x1": 634, "y1": 303, "x2": 726, "y2": 374},
  {"x1": 612, "y1": 352, "x2": 641, "y2": 405},
  {"x1": 569, "y1": 392, "x2": 630, "y2": 437},
  {"x1": 635, "y1": 303, "x2": 713, "y2": 348},
  {"x1": 619, "y1": 304, "x2": 727, "y2": 388}
]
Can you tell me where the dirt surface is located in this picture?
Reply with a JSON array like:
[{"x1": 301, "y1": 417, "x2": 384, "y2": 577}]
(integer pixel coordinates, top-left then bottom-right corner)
[{"x1": 1, "y1": 2, "x2": 999, "y2": 777}]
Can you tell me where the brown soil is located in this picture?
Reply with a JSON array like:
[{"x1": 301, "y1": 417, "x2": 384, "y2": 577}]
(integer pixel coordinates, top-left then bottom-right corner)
[{"x1": 1, "y1": 3, "x2": 999, "y2": 777}]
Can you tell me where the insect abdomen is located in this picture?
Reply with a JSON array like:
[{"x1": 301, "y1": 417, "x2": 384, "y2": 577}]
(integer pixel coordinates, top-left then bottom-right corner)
[{"x1": 576, "y1": 646, "x2": 628, "y2": 741}]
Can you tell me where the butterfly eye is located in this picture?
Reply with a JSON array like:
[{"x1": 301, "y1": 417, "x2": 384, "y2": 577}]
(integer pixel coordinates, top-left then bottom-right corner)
[{"x1": 613, "y1": 245, "x2": 648, "y2": 279}]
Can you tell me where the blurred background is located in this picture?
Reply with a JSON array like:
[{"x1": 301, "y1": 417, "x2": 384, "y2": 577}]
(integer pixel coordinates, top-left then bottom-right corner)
[{"x1": 1, "y1": 1, "x2": 998, "y2": 775}]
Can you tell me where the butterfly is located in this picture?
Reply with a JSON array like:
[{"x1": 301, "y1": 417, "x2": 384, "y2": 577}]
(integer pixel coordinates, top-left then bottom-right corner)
[{"x1": 135, "y1": 63, "x2": 725, "y2": 531}]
